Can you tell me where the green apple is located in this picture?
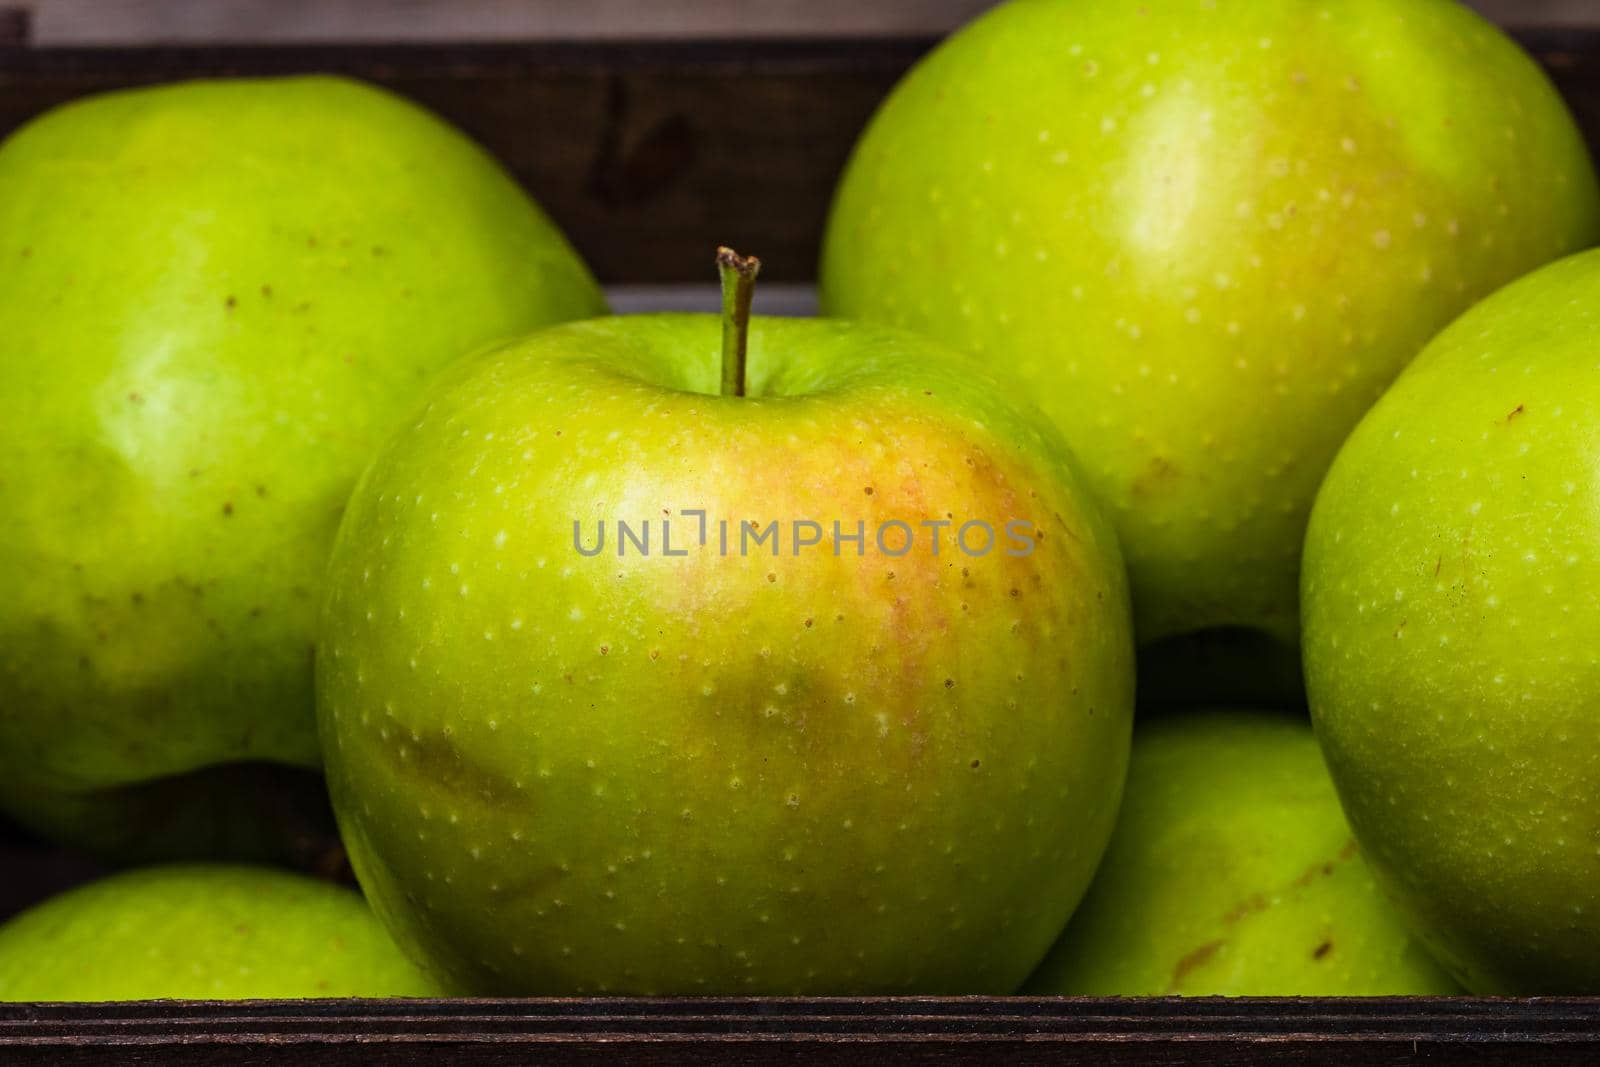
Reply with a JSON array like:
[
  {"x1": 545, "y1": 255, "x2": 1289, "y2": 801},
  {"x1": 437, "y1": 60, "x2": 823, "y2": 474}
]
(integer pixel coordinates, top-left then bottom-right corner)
[
  {"x1": 1026, "y1": 710, "x2": 1457, "y2": 995},
  {"x1": 0, "y1": 76, "x2": 604, "y2": 858},
  {"x1": 0, "y1": 865, "x2": 444, "y2": 1000},
  {"x1": 1303, "y1": 248, "x2": 1600, "y2": 993},
  {"x1": 821, "y1": 0, "x2": 1600, "y2": 649},
  {"x1": 316, "y1": 251, "x2": 1135, "y2": 994}
]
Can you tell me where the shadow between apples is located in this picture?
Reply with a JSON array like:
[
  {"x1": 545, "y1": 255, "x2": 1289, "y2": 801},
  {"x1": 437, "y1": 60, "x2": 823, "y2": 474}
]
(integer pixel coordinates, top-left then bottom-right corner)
[
  {"x1": 0, "y1": 760, "x2": 348, "y2": 922},
  {"x1": 1135, "y1": 627, "x2": 1307, "y2": 717}
]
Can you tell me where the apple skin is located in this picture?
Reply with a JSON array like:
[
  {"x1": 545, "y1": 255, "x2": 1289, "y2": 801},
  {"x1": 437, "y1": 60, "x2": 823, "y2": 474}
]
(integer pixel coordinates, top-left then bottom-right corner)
[
  {"x1": 820, "y1": 0, "x2": 1600, "y2": 647},
  {"x1": 316, "y1": 314, "x2": 1135, "y2": 994},
  {"x1": 1025, "y1": 710, "x2": 1457, "y2": 996},
  {"x1": 0, "y1": 865, "x2": 445, "y2": 1000},
  {"x1": 1303, "y1": 249, "x2": 1600, "y2": 993},
  {"x1": 0, "y1": 76, "x2": 605, "y2": 856}
]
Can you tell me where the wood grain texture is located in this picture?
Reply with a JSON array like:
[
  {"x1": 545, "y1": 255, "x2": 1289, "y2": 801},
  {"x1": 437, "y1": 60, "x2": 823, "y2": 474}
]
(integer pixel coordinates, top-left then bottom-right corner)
[{"x1": 2, "y1": 997, "x2": 1599, "y2": 1062}]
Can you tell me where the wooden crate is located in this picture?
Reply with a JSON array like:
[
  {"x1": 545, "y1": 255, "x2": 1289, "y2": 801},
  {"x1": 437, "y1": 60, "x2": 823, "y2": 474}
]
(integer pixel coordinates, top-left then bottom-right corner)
[
  {"x1": 1, "y1": 28, "x2": 1599, "y2": 1062},
  {"x1": 5, "y1": 996, "x2": 1600, "y2": 1062}
]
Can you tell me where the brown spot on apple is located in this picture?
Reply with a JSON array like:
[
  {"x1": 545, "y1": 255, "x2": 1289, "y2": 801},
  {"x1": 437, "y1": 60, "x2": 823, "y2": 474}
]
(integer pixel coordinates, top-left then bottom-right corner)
[
  {"x1": 1170, "y1": 939, "x2": 1225, "y2": 987},
  {"x1": 1130, "y1": 455, "x2": 1179, "y2": 497}
]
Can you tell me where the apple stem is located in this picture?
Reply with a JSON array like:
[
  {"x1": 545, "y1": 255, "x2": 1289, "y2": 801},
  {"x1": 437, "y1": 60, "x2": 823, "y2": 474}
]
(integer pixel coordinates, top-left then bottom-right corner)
[{"x1": 717, "y1": 246, "x2": 760, "y2": 397}]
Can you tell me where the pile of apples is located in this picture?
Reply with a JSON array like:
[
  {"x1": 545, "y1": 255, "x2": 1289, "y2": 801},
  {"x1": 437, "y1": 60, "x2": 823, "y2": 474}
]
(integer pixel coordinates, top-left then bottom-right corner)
[{"x1": 0, "y1": 0, "x2": 1595, "y2": 1000}]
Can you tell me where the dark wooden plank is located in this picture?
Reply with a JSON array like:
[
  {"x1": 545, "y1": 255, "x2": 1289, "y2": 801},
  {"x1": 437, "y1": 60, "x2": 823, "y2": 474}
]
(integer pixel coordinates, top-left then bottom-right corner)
[
  {"x1": 1, "y1": 997, "x2": 1598, "y2": 1063},
  {"x1": 1, "y1": 32, "x2": 1594, "y2": 284}
]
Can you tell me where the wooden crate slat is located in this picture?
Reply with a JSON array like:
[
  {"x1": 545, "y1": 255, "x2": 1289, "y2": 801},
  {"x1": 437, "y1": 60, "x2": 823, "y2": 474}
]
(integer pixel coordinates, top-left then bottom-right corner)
[{"x1": 2, "y1": 996, "x2": 1599, "y2": 1061}]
